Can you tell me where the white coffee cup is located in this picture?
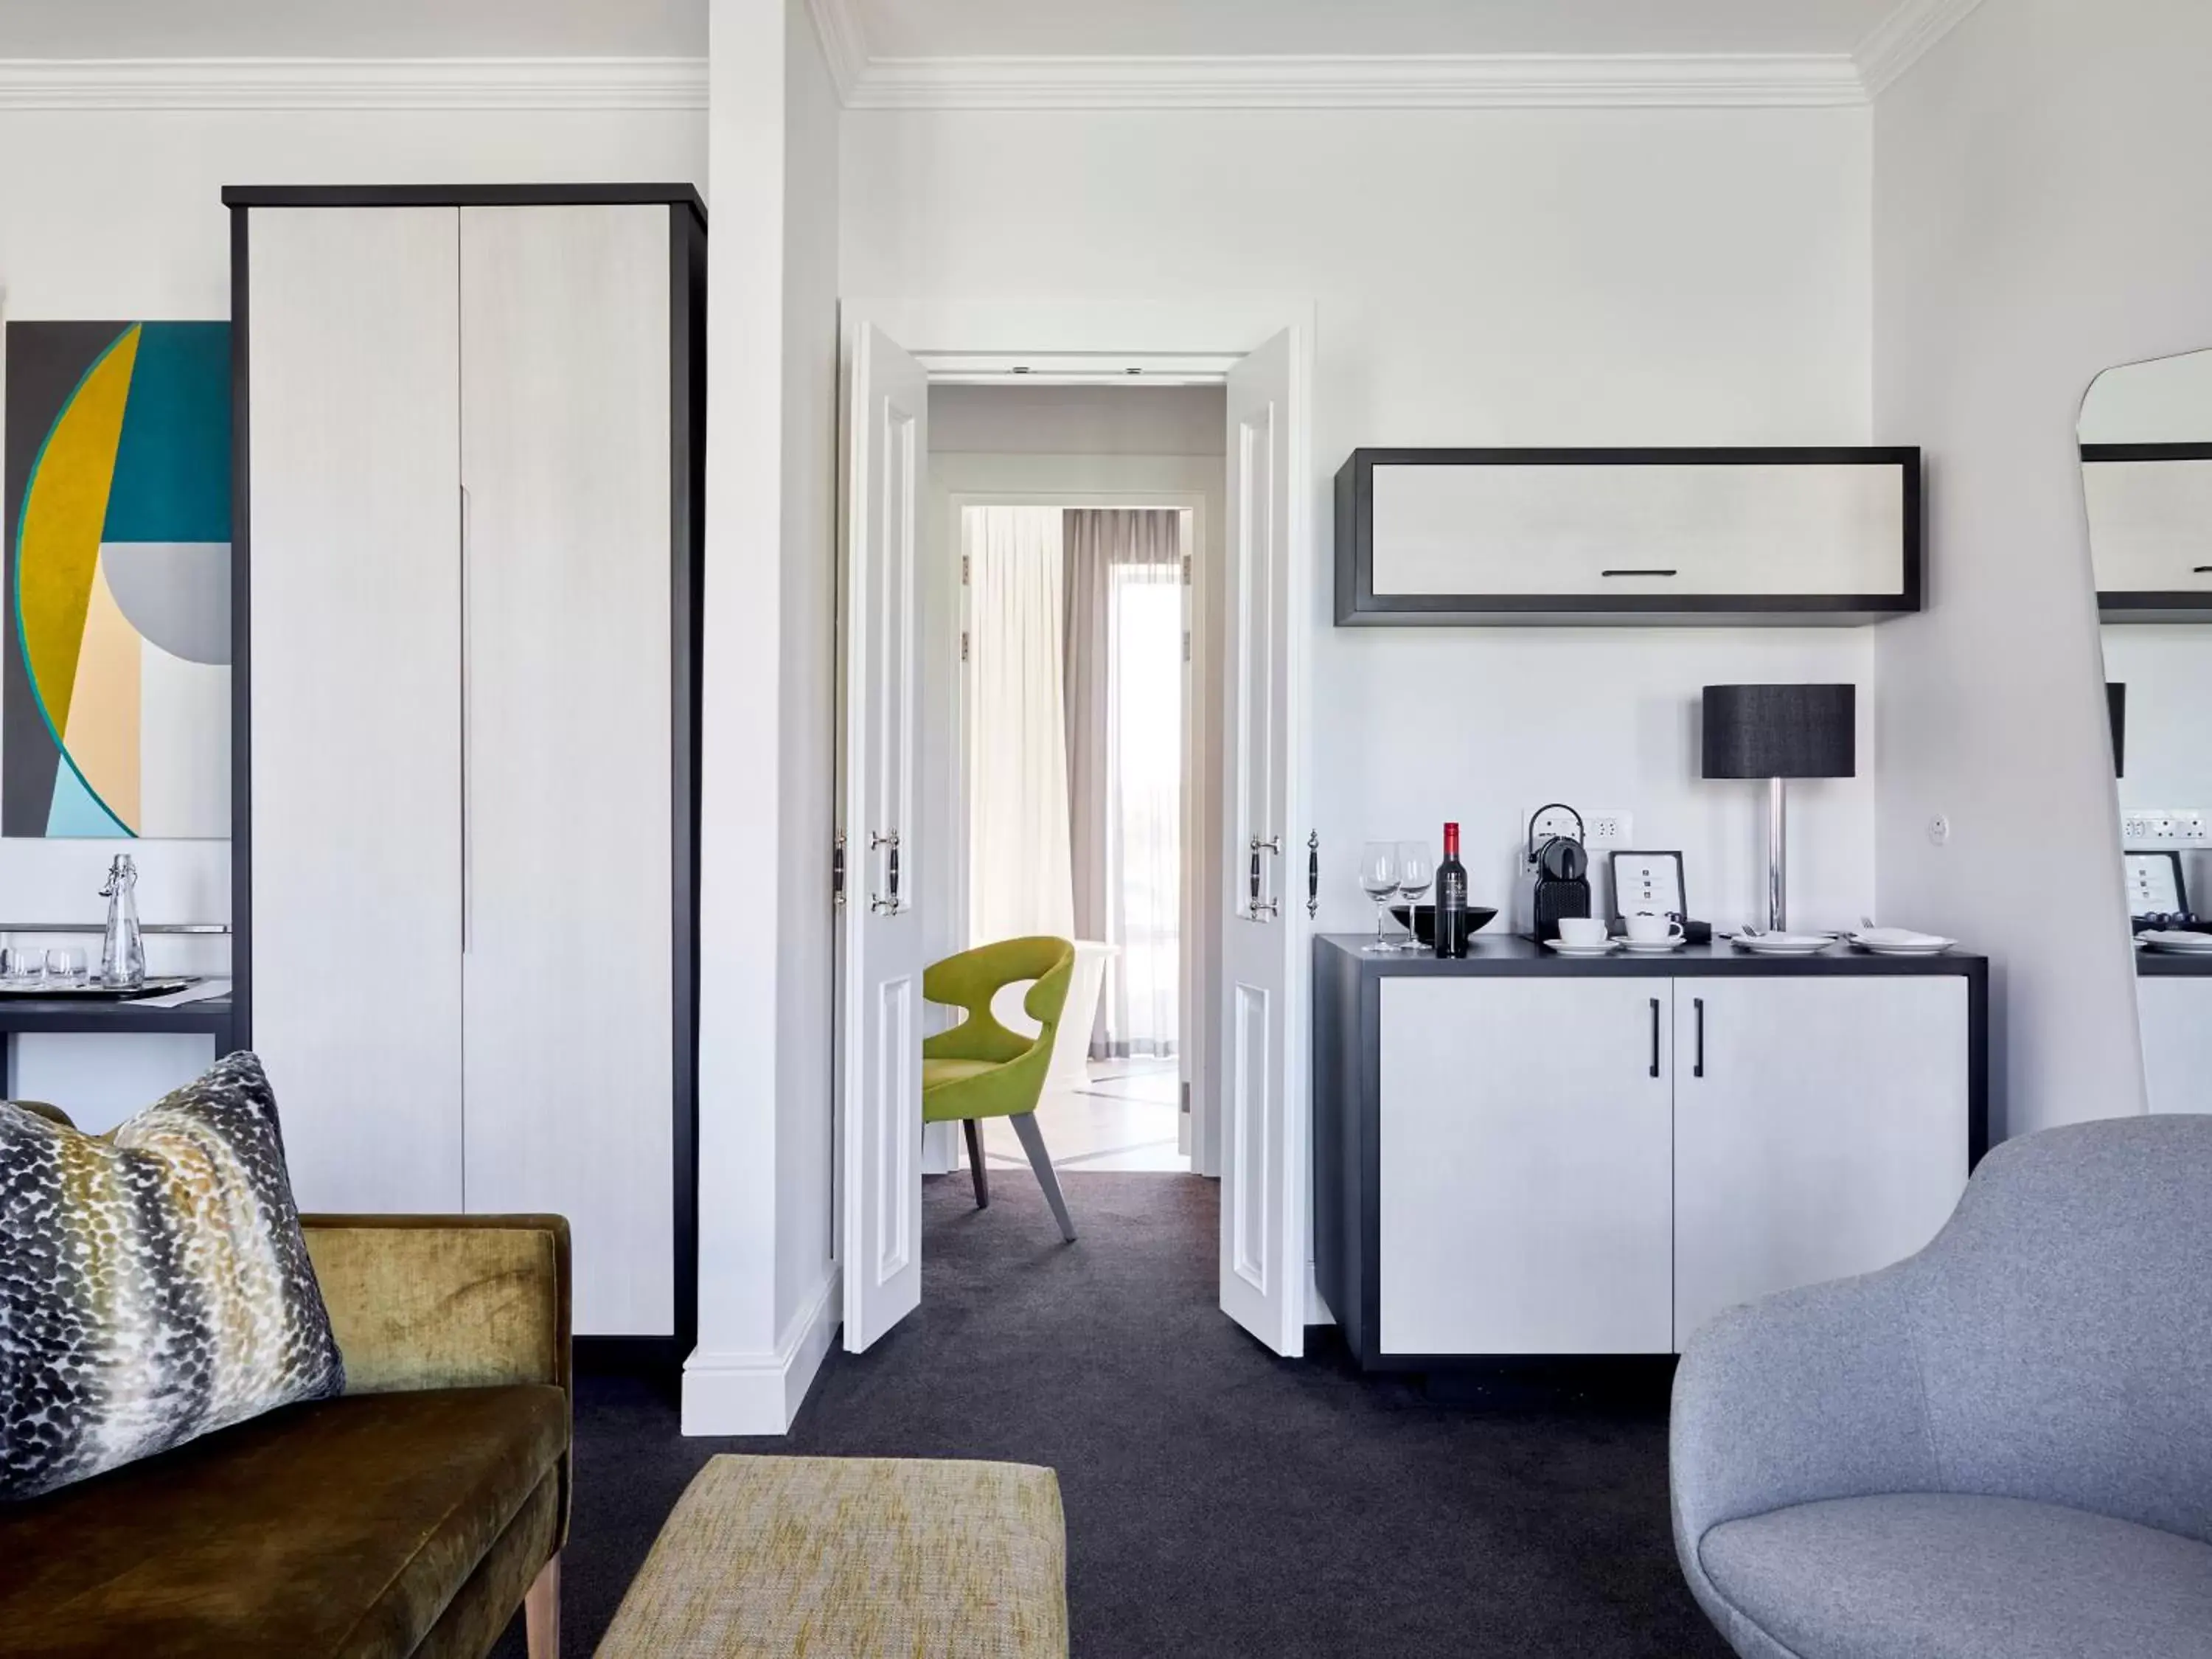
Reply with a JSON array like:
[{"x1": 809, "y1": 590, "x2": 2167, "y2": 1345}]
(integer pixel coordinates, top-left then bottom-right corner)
[
  {"x1": 1556, "y1": 917, "x2": 1608, "y2": 947},
  {"x1": 1624, "y1": 912, "x2": 1686, "y2": 946}
]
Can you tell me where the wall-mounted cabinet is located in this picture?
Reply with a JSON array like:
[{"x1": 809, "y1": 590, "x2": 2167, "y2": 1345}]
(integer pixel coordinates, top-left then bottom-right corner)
[
  {"x1": 2083, "y1": 443, "x2": 2212, "y2": 621},
  {"x1": 1335, "y1": 447, "x2": 1921, "y2": 625}
]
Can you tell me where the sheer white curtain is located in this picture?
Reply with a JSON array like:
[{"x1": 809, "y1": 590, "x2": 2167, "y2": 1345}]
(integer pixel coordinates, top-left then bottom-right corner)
[
  {"x1": 965, "y1": 506, "x2": 1075, "y2": 945},
  {"x1": 1065, "y1": 509, "x2": 1183, "y2": 1059}
]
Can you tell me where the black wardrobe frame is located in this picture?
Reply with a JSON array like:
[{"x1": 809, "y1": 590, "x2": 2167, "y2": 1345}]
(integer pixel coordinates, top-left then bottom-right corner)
[{"x1": 225, "y1": 184, "x2": 707, "y2": 1359}]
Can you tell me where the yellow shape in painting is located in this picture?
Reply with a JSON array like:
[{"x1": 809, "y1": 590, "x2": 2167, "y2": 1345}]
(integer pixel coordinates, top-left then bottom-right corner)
[
  {"x1": 19, "y1": 325, "x2": 142, "y2": 742},
  {"x1": 63, "y1": 558, "x2": 142, "y2": 832}
]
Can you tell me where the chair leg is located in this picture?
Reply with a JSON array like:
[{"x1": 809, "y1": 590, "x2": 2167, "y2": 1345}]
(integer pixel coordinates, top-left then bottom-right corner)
[
  {"x1": 963, "y1": 1118, "x2": 989, "y2": 1208},
  {"x1": 524, "y1": 1552, "x2": 560, "y2": 1659},
  {"x1": 1009, "y1": 1112, "x2": 1076, "y2": 1242}
]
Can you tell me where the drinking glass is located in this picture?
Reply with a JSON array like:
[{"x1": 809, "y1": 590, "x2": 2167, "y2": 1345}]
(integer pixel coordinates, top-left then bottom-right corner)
[
  {"x1": 1394, "y1": 841, "x2": 1433, "y2": 951},
  {"x1": 1357, "y1": 842, "x2": 1401, "y2": 953},
  {"x1": 47, "y1": 947, "x2": 85, "y2": 986}
]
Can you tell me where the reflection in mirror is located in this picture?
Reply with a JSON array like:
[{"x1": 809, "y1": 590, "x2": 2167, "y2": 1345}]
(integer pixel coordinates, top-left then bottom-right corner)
[{"x1": 2080, "y1": 347, "x2": 2212, "y2": 1115}]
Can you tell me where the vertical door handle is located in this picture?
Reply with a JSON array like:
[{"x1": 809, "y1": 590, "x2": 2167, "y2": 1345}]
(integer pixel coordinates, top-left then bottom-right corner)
[
  {"x1": 1694, "y1": 997, "x2": 1705, "y2": 1078},
  {"x1": 459, "y1": 484, "x2": 472, "y2": 953},
  {"x1": 1248, "y1": 835, "x2": 1281, "y2": 920},
  {"x1": 870, "y1": 830, "x2": 902, "y2": 915},
  {"x1": 1649, "y1": 998, "x2": 1661, "y2": 1078},
  {"x1": 1307, "y1": 830, "x2": 1320, "y2": 919}
]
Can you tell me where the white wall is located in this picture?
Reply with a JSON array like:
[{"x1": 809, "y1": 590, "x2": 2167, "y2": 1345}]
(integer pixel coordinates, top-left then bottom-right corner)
[
  {"x1": 842, "y1": 106, "x2": 1878, "y2": 933},
  {"x1": 1869, "y1": 0, "x2": 2212, "y2": 1135},
  {"x1": 931, "y1": 383, "x2": 1225, "y2": 457},
  {"x1": 0, "y1": 98, "x2": 703, "y2": 1105},
  {"x1": 686, "y1": 0, "x2": 841, "y2": 1433}
]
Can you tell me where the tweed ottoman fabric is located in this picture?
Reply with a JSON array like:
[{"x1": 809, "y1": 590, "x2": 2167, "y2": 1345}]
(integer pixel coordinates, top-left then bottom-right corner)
[{"x1": 596, "y1": 1455, "x2": 1068, "y2": 1658}]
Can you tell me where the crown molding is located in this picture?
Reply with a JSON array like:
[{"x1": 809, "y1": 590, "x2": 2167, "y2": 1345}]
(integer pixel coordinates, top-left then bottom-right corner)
[
  {"x1": 841, "y1": 52, "x2": 1868, "y2": 111},
  {"x1": 802, "y1": 0, "x2": 870, "y2": 102},
  {"x1": 0, "y1": 56, "x2": 707, "y2": 111},
  {"x1": 1854, "y1": 0, "x2": 1987, "y2": 97}
]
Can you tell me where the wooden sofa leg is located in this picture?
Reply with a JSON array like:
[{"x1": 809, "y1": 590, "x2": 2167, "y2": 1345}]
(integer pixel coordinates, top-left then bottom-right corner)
[{"x1": 526, "y1": 1553, "x2": 560, "y2": 1659}]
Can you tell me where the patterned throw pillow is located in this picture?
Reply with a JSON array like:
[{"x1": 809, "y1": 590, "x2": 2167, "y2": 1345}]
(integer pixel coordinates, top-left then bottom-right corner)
[{"x1": 0, "y1": 1051, "x2": 344, "y2": 1500}]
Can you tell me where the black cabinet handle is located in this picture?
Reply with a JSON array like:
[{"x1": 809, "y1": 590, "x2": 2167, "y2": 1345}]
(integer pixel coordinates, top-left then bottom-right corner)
[
  {"x1": 1307, "y1": 831, "x2": 1320, "y2": 919},
  {"x1": 1694, "y1": 997, "x2": 1705, "y2": 1078},
  {"x1": 1649, "y1": 998, "x2": 1661, "y2": 1078},
  {"x1": 1602, "y1": 568, "x2": 1678, "y2": 578}
]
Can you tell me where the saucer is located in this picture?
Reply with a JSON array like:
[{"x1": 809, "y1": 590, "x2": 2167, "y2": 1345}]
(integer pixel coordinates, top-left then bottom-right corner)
[
  {"x1": 2141, "y1": 931, "x2": 2212, "y2": 953},
  {"x1": 1731, "y1": 932, "x2": 1834, "y2": 956},
  {"x1": 1619, "y1": 938, "x2": 1688, "y2": 953},
  {"x1": 1849, "y1": 928, "x2": 1956, "y2": 956},
  {"x1": 1543, "y1": 939, "x2": 1618, "y2": 956}
]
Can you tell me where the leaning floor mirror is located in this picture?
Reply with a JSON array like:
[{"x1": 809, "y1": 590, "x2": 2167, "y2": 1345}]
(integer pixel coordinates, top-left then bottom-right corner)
[{"x1": 2080, "y1": 346, "x2": 2212, "y2": 1114}]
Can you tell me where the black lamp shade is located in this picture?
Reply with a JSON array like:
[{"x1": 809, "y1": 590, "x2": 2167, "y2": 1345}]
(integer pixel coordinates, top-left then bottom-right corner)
[
  {"x1": 1703, "y1": 684, "x2": 1856, "y2": 779},
  {"x1": 2108, "y1": 683, "x2": 2126, "y2": 778}
]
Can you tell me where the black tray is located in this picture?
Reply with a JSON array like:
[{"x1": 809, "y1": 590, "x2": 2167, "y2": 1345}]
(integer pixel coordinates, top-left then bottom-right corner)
[{"x1": 0, "y1": 976, "x2": 200, "y2": 1001}]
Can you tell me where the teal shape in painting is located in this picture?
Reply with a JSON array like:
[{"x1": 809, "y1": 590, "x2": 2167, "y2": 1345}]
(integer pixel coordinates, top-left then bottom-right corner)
[
  {"x1": 45, "y1": 758, "x2": 128, "y2": 838},
  {"x1": 102, "y1": 322, "x2": 231, "y2": 545}
]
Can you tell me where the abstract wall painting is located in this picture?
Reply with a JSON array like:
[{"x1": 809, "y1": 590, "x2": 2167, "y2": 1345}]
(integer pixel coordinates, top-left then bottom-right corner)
[{"x1": 3, "y1": 321, "x2": 230, "y2": 838}]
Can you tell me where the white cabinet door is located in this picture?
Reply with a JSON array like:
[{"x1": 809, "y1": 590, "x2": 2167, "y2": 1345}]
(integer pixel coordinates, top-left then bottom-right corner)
[
  {"x1": 2083, "y1": 459, "x2": 2212, "y2": 594},
  {"x1": 1369, "y1": 460, "x2": 1903, "y2": 597},
  {"x1": 1674, "y1": 976, "x2": 1968, "y2": 1346},
  {"x1": 248, "y1": 206, "x2": 463, "y2": 1214},
  {"x1": 2139, "y1": 976, "x2": 2212, "y2": 1115},
  {"x1": 1379, "y1": 978, "x2": 1673, "y2": 1355},
  {"x1": 458, "y1": 205, "x2": 674, "y2": 1336}
]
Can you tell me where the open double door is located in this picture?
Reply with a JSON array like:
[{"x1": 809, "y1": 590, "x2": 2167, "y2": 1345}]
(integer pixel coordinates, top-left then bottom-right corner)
[{"x1": 836, "y1": 321, "x2": 1310, "y2": 1357}]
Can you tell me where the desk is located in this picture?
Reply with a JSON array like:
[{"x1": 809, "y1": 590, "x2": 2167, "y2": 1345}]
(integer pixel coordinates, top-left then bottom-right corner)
[{"x1": 0, "y1": 996, "x2": 237, "y2": 1096}]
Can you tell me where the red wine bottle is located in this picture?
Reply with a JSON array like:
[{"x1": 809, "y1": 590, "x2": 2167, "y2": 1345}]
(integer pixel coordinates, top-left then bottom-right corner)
[{"x1": 1435, "y1": 822, "x2": 1470, "y2": 958}]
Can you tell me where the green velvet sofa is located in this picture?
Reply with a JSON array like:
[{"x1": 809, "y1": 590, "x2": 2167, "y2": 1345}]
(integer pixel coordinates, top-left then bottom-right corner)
[{"x1": 0, "y1": 1208, "x2": 573, "y2": 1659}]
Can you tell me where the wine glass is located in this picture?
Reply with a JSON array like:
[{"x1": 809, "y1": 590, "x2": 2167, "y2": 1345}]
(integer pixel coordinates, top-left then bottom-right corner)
[
  {"x1": 1395, "y1": 841, "x2": 1434, "y2": 951},
  {"x1": 1357, "y1": 842, "x2": 1401, "y2": 953}
]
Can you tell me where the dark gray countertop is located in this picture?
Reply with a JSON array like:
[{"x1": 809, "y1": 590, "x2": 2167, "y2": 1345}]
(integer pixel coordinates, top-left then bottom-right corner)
[
  {"x1": 2137, "y1": 947, "x2": 2212, "y2": 975},
  {"x1": 1316, "y1": 932, "x2": 1986, "y2": 977}
]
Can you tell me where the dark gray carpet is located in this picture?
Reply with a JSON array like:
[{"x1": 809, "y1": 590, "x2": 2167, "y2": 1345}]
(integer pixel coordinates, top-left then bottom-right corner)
[{"x1": 493, "y1": 1171, "x2": 1729, "y2": 1657}]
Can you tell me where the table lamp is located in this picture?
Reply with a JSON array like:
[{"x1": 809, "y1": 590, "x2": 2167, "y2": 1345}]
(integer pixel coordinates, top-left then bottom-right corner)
[{"x1": 1703, "y1": 684, "x2": 1856, "y2": 932}]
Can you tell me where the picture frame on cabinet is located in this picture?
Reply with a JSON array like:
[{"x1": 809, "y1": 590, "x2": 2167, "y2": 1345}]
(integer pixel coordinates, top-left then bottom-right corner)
[
  {"x1": 2124, "y1": 849, "x2": 2188, "y2": 922},
  {"x1": 1607, "y1": 850, "x2": 1686, "y2": 928}
]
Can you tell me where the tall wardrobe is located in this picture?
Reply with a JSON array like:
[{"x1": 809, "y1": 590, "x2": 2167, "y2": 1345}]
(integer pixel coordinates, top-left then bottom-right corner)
[{"x1": 228, "y1": 186, "x2": 704, "y2": 1343}]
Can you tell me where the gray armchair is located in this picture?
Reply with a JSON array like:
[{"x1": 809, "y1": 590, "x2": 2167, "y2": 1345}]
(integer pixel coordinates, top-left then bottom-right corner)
[{"x1": 1672, "y1": 1115, "x2": 2212, "y2": 1659}]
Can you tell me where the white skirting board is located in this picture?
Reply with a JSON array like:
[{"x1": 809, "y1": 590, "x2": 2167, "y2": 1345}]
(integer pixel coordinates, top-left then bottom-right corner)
[{"x1": 681, "y1": 1272, "x2": 841, "y2": 1436}]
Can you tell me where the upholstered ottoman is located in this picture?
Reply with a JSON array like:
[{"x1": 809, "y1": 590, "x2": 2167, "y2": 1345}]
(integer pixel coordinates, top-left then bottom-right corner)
[{"x1": 596, "y1": 1455, "x2": 1068, "y2": 1658}]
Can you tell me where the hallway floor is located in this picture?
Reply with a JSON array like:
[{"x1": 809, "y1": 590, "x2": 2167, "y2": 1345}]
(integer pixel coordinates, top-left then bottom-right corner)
[
  {"x1": 493, "y1": 1173, "x2": 1727, "y2": 1658},
  {"x1": 981, "y1": 1054, "x2": 1188, "y2": 1173}
]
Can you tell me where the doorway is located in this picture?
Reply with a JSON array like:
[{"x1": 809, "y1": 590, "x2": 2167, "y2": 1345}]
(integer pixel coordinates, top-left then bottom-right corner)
[
  {"x1": 837, "y1": 310, "x2": 1312, "y2": 1358},
  {"x1": 959, "y1": 494, "x2": 1194, "y2": 1175}
]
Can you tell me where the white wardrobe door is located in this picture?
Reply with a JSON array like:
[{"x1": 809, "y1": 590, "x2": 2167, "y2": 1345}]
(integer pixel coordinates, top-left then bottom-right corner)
[
  {"x1": 459, "y1": 204, "x2": 674, "y2": 1337},
  {"x1": 248, "y1": 207, "x2": 463, "y2": 1214}
]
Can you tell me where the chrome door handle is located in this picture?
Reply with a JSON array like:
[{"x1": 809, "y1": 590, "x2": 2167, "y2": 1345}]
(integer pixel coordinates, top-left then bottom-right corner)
[
  {"x1": 1248, "y1": 835, "x2": 1281, "y2": 921},
  {"x1": 870, "y1": 830, "x2": 903, "y2": 915},
  {"x1": 1307, "y1": 831, "x2": 1320, "y2": 919}
]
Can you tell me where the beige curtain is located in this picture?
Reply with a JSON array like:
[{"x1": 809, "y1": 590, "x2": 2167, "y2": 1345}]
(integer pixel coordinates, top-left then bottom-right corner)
[
  {"x1": 1065, "y1": 509, "x2": 1184, "y2": 1059},
  {"x1": 967, "y1": 507, "x2": 1074, "y2": 945}
]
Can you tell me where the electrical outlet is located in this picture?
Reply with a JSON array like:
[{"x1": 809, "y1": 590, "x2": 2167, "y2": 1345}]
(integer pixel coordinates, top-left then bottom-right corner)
[
  {"x1": 1523, "y1": 805, "x2": 1584, "y2": 852},
  {"x1": 1587, "y1": 810, "x2": 1633, "y2": 845},
  {"x1": 2174, "y1": 809, "x2": 2208, "y2": 845},
  {"x1": 2122, "y1": 810, "x2": 2160, "y2": 844}
]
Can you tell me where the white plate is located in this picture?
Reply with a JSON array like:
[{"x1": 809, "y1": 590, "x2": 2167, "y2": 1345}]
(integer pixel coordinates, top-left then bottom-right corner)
[
  {"x1": 1543, "y1": 939, "x2": 1619, "y2": 956},
  {"x1": 1851, "y1": 936, "x2": 1957, "y2": 956},
  {"x1": 1733, "y1": 935, "x2": 1834, "y2": 956},
  {"x1": 1619, "y1": 938, "x2": 1688, "y2": 953},
  {"x1": 2142, "y1": 931, "x2": 2212, "y2": 953}
]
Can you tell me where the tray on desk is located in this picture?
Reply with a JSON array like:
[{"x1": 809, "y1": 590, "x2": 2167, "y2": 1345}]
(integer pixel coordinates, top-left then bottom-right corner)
[{"x1": 0, "y1": 976, "x2": 200, "y2": 1000}]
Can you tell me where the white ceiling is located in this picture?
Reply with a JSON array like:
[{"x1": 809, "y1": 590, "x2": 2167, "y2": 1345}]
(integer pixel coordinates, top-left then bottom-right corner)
[
  {"x1": 2, "y1": 0, "x2": 1912, "y2": 63},
  {"x1": 0, "y1": 0, "x2": 705, "y2": 58},
  {"x1": 853, "y1": 0, "x2": 1902, "y2": 61}
]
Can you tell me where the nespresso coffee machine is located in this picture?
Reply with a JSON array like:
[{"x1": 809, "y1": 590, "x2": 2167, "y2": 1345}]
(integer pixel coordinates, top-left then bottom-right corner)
[{"x1": 1515, "y1": 803, "x2": 1593, "y2": 942}]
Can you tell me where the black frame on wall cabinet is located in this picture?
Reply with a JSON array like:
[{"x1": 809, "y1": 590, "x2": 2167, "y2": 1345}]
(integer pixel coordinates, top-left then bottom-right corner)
[
  {"x1": 2081, "y1": 442, "x2": 2212, "y2": 622},
  {"x1": 1334, "y1": 445, "x2": 1924, "y2": 626},
  {"x1": 227, "y1": 183, "x2": 706, "y2": 1354}
]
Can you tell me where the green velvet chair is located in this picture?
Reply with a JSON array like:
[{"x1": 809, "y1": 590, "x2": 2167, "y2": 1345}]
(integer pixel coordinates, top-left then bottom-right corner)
[{"x1": 922, "y1": 936, "x2": 1079, "y2": 1242}]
